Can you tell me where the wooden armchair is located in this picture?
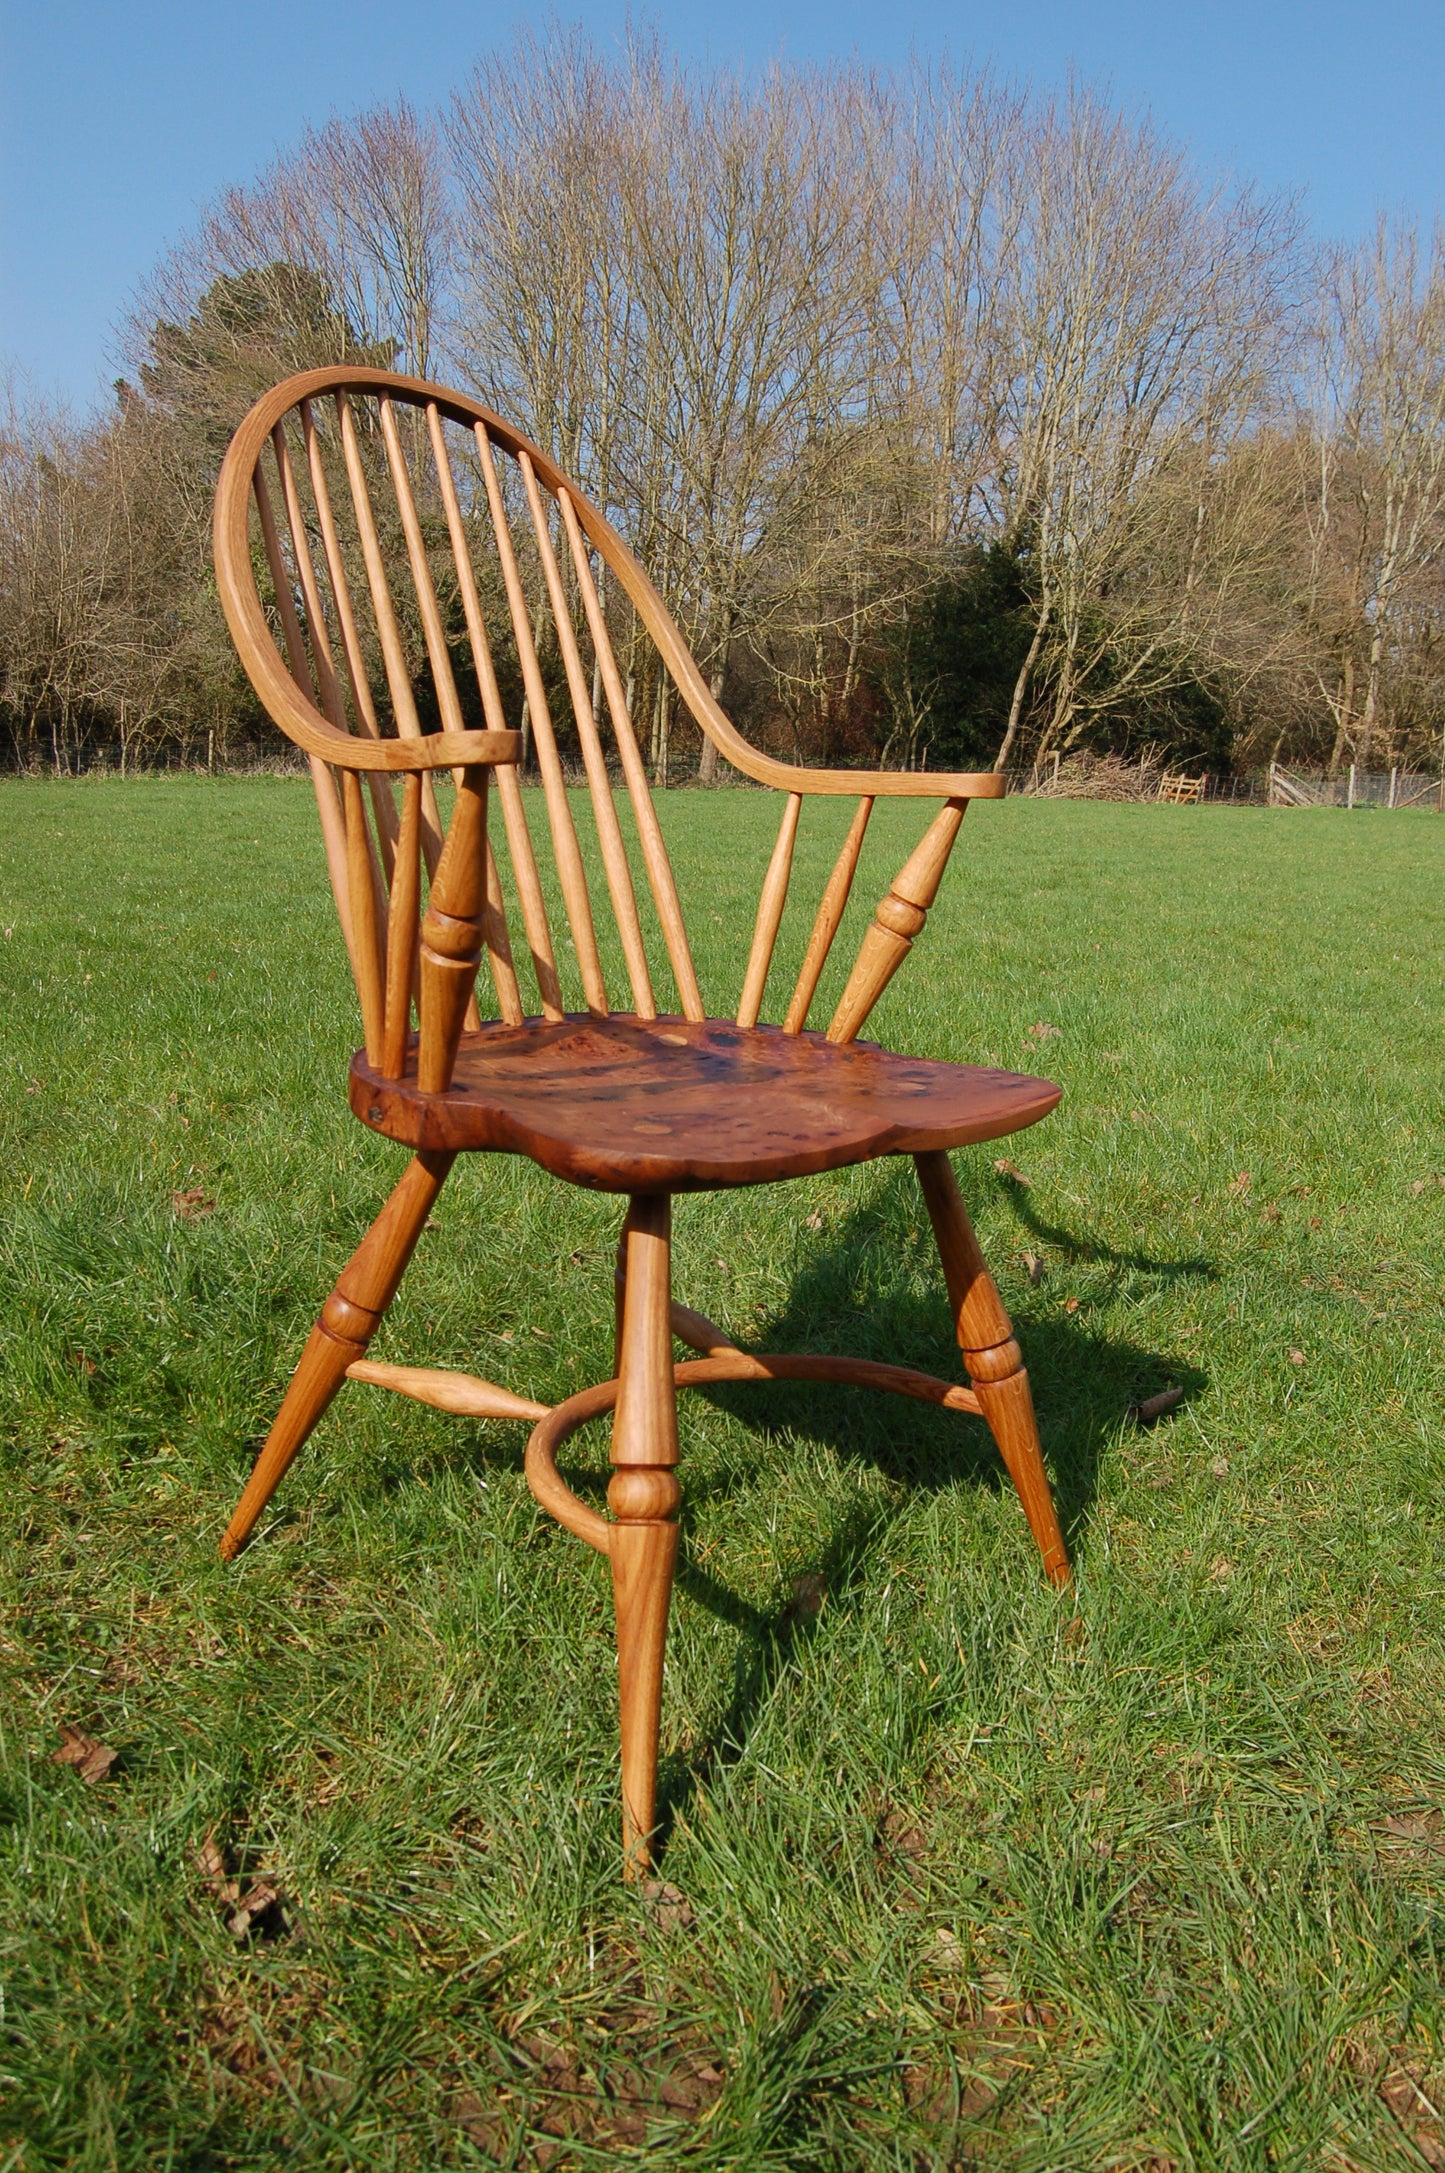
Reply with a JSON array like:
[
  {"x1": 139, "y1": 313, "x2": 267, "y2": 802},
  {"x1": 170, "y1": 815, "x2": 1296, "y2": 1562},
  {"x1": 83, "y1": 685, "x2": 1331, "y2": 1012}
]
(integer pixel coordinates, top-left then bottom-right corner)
[{"x1": 212, "y1": 367, "x2": 1068, "y2": 1874}]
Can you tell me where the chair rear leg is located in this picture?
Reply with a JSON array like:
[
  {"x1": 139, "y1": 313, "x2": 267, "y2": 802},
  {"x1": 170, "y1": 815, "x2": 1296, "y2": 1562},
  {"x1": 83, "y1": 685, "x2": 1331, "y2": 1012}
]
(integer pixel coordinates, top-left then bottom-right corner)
[
  {"x1": 914, "y1": 1150, "x2": 1070, "y2": 1587},
  {"x1": 609, "y1": 1195, "x2": 681, "y2": 1876},
  {"x1": 219, "y1": 1149, "x2": 456, "y2": 1561}
]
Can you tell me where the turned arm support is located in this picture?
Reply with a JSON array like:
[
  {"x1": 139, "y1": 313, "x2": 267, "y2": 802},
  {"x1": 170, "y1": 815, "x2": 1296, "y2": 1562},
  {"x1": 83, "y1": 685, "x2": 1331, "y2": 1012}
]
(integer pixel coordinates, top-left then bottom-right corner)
[
  {"x1": 827, "y1": 797, "x2": 969, "y2": 1044},
  {"x1": 417, "y1": 766, "x2": 491, "y2": 1092}
]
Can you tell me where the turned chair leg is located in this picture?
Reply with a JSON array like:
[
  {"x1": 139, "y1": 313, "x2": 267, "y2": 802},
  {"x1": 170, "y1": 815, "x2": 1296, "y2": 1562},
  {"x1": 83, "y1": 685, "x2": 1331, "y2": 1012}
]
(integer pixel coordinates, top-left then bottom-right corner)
[
  {"x1": 914, "y1": 1150, "x2": 1070, "y2": 1587},
  {"x1": 609, "y1": 1195, "x2": 681, "y2": 1876},
  {"x1": 613, "y1": 1214, "x2": 629, "y2": 1374},
  {"x1": 219, "y1": 1149, "x2": 456, "y2": 1561}
]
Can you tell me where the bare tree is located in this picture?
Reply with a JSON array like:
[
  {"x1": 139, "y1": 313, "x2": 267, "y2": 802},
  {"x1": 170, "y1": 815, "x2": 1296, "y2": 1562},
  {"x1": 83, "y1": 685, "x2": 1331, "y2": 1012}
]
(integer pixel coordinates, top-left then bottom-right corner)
[
  {"x1": 450, "y1": 34, "x2": 883, "y2": 777},
  {"x1": 135, "y1": 95, "x2": 450, "y2": 391},
  {"x1": 19, "y1": 35, "x2": 1439, "y2": 785},
  {"x1": 988, "y1": 86, "x2": 1299, "y2": 769},
  {"x1": 1300, "y1": 219, "x2": 1445, "y2": 770}
]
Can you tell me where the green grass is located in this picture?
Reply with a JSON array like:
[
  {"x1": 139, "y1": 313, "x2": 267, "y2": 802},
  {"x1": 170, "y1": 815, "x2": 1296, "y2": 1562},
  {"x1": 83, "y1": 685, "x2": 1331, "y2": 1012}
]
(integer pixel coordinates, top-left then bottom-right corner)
[{"x1": 0, "y1": 778, "x2": 1442, "y2": 2172}]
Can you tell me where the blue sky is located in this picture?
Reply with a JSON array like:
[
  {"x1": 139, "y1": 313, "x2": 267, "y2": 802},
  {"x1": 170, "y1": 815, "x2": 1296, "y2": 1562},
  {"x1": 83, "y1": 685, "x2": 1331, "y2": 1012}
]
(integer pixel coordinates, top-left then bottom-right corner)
[{"x1": 3, "y1": 1, "x2": 1443, "y2": 412}]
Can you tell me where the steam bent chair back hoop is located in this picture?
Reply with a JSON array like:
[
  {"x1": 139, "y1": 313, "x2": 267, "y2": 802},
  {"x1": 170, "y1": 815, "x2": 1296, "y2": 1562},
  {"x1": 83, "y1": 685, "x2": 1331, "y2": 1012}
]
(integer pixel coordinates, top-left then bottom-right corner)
[{"x1": 212, "y1": 365, "x2": 1069, "y2": 1876}]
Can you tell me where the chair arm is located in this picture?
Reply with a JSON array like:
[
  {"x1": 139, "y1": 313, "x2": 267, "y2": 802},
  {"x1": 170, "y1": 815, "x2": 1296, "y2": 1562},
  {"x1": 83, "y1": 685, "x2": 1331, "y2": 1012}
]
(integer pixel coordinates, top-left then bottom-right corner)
[
  {"x1": 314, "y1": 728, "x2": 524, "y2": 774},
  {"x1": 770, "y1": 763, "x2": 1005, "y2": 800}
]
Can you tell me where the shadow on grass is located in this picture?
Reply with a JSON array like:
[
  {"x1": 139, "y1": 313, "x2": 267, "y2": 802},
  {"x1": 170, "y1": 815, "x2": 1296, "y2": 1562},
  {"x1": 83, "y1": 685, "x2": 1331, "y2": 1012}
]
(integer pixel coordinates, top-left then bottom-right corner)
[
  {"x1": 650, "y1": 1159, "x2": 1215, "y2": 1845},
  {"x1": 993, "y1": 1167, "x2": 1216, "y2": 1283},
  {"x1": 254, "y1": 1156, "x2": 1214, "y2": 1852}
]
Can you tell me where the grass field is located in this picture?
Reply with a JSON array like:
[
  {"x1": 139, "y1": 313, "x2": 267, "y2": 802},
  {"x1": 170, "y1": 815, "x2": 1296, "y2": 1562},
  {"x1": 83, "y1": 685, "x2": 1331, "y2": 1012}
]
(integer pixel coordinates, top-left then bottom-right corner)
[{"x1": 0, "y1": 778, "x2": 1442, "y2": 2172}]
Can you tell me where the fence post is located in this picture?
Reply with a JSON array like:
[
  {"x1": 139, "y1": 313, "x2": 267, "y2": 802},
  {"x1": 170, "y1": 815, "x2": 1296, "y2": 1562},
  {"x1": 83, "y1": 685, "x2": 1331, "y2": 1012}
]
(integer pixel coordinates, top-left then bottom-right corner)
[
  {"x1": 1388, "y1": 766, "x2": 1398, "y2": 809},
  {"x1": 1347, "y1": 763, "x2": 1356, "y2": 810},
  {"x1": 1268, "y1": 760, "x2": 1278, "y2": 805}
]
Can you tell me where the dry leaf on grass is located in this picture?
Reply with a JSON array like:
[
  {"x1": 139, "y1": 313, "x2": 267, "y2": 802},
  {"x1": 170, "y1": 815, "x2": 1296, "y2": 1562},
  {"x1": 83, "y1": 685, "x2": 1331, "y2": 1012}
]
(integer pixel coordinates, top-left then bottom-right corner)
[
  {"x1": 196, "y1": 1833, "x2": 240, "y2": 1904},
  {"x1": 804, "y1": 1208, "x2": 824, "y2": 1230},
  {"x1": 227, "y1": 1881, "x2": 281, "y2": 1940},
  {"x1": 785, "y1": 1571, "x2": 827, "y2": 1625},
  {"x1": 1379, "y1": 2061, "x2": 1445, "y2": 2166},
  {"x1": 1026, "y1": 1021, "x2": 1061, "y2": 1041},
  {"x1": 1372, "y1": 1810, "x2": 1445, "y2": 1859},
  {"x1": 993, "y1": 1158, "x2": 1029, "y2": 1185},
  {"x1": 196, "y1": 1829, "x2": 288, "y2": 1940},
  {"x1": 1227, "y1": 1171, "x2": 1251, "y2": 1197},
  {"x1": 52, "y1": 1725, "x2": 118, "y2": 1784},
  {"x1": 639, "y1": 1879, "x2": 695, "y2": 1931},
  {"x1": 1021, "y1": 1251, "x2": 1046, "y2": 1285},
  {"x1": 171, "y1": 1187, "x2": 215, "y2": 1220}
]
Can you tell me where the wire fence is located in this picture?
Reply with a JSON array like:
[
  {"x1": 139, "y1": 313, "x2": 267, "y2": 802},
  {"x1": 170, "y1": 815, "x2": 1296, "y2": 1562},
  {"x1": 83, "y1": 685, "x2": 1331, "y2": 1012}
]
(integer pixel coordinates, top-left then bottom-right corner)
[
  {"x1": 1265, "y1": 762, "x2": 1445, "y2": 810},
  {"x1": 1003, "y1": 754, "x2": 1445, "y2": 809}
]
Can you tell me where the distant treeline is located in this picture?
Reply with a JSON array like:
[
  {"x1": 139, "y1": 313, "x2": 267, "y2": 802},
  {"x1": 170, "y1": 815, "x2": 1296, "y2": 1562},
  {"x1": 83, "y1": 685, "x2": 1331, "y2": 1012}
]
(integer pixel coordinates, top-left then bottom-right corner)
[{"x1": 4, "y1": 29, "x2": 1445, "y2": 780}]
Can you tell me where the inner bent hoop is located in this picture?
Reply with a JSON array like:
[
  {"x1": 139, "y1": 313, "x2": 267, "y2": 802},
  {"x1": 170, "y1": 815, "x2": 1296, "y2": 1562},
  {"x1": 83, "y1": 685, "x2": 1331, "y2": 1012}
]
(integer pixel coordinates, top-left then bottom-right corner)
[{"x1": 525, "y1": 1351, "x2": 984, "y2": 1555}]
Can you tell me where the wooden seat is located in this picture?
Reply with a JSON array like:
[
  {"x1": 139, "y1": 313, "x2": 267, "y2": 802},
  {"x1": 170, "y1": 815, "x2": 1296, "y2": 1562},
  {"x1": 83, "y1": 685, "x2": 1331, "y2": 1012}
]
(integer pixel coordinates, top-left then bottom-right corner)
[
  {"x1": 351, "y1": 1016, "x2": 1061, "y2": 1188},
  {"x1": 210, "y1": 365, "x2": 1070, "y2": 1879}
]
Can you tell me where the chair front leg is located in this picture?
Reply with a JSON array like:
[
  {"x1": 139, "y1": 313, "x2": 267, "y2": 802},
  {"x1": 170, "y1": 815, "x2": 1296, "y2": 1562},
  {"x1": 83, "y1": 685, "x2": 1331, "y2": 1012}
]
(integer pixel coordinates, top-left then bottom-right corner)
[
  {"x1": 913, "y1": 1150, "x2": 1070, "y2": 1587},
  {"x1": 608, "y1": 1194, "x2": 681, "y2": 1876},
  {"x1": 219, "y1": 1149, "x2": 455, "y2": 1561}
]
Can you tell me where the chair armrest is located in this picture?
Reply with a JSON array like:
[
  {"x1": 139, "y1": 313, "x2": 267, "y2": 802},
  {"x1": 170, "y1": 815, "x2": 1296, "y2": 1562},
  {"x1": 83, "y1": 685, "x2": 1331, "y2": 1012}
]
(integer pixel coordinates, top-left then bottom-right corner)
[
  {"x1": 762, "y1": 763, "x2": 1005, "y2": 800},
  {"x1": 324, "y1": 729, "x2": 525, "y2": 773}
]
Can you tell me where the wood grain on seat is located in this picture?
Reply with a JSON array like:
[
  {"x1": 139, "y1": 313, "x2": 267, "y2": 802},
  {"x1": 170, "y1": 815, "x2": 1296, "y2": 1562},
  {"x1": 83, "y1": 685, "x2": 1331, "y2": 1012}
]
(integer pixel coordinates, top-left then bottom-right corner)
[{"x1": 350, "y1": 1016, "x2": 1061, "y2": 1191}]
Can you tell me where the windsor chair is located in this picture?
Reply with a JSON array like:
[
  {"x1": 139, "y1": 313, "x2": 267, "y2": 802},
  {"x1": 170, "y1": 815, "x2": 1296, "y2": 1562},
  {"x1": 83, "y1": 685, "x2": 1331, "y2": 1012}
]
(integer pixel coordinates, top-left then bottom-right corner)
[{"x1": 212, "y1": 366, "x2": 1069, "y2": 1875}]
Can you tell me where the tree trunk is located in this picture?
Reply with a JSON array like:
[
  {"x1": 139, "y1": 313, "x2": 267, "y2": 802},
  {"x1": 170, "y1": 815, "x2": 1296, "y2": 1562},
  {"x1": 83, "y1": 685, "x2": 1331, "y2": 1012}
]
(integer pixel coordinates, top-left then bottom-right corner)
[
  {"x1": 697, "y1": 667, "x2": 723, "y2": 784},
  {"x1": 994, "y1": 599, "x2": 1050, "y2": 773},
  {"x1": 1327, "y1": 650, "x2": 1355, "y2": 776}
]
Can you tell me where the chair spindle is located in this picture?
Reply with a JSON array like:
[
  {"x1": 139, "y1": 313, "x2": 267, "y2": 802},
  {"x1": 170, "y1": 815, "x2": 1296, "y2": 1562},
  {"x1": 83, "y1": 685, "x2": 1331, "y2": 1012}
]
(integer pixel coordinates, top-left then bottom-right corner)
[
  {"x1": 270, "y1": 423, "x2": 348, "y2": 734},
  {"x1": 300, "y1": 401, "x2": 383, "y2": 737},
  {"x1": 520, "y1": 459, "x2": 655, "y2": 1019},
  {"x1": 783, "y1": 795, "x2": 874, "y2": 1034},
  {"x1": 377, "y1": 396, "x2": 468, "y2": 739},
  {"x1": 252, "y1": 460, "x2": 356, "y2": 967},
  {"x1": 298, "y1": 400, "x2": 405, "y2": 879},
  {"x1": 425, "y1": 403, "x2": 562, "y2": 1020},
  {"x1": 342, "y1": 768, "x2": 388, "y2": 1065},
  {"x1": 335, "y1": 393, "x2": 451, "y2": 933},
  {"x1": 479, "y1": 428, "x2": 608, "y2": 1017},
  {"x1": 737, "y1": 792, "x2": 802, "y2": 1029},
  {"x1": 424, "y1": 404, "x2": 513, "y2": 738},
  {"x1": 335, "y1": 393, "x2": 425, "y2": 741},
  {"x1": 271, "y1": 424, "x2": 398, "y2": 1001},
  {"x1": 383, "y1": 772, "x2": 423, "y2": 1076},
  {"x1": 483, "y1": 836, "x2": 525, "y2": 1026},
  {"x1": 558, "y1": 491, "x2": 704, "y2": 1021}
]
